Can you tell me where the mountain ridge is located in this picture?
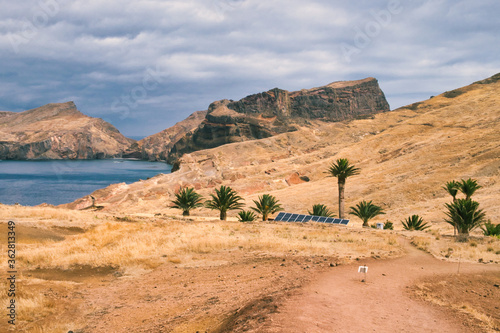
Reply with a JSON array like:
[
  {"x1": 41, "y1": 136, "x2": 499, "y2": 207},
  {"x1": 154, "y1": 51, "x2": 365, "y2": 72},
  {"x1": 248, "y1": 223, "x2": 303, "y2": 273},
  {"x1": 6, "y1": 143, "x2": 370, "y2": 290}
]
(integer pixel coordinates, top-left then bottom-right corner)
[
  {"x1": 61, "y1": 72, "x2": 500, "y2": 229},
  {"x1": 0, "y1": 102, "x2": 137, "y2": 160}
]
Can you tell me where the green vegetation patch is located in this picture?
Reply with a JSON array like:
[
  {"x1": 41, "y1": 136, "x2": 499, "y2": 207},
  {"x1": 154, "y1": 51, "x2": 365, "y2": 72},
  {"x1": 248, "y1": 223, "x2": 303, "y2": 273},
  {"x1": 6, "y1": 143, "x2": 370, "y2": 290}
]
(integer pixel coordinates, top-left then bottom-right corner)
[{"x1": 443, "y1": 89, "x2": 465, "y2": 98}]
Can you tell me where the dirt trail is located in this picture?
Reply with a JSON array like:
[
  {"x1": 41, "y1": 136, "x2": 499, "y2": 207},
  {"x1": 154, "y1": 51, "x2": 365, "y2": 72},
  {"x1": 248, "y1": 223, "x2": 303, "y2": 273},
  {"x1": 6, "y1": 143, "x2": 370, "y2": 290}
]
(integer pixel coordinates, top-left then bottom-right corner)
[{"x1": 254, "y1": 238, "x2": 499, "y2": 333}]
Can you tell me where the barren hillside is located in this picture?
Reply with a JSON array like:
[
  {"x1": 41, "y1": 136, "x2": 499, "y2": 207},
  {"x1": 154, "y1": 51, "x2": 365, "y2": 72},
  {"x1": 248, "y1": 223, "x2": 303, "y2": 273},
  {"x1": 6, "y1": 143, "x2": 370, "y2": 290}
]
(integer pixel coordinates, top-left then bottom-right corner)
[
  {"x1": 63, "y1": 73, "x2": 500, "y2": 230},
  {"x1": 0, "y1": 102, "x2": 138, "y2": 159}
]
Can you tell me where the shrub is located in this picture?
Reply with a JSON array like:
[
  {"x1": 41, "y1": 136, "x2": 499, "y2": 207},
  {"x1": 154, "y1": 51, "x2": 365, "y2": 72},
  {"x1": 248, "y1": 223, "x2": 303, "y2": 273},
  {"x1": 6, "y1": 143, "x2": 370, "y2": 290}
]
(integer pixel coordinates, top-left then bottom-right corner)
[
  {"x1": 443, "y1": 89, "x2": 465, "y2": 98},
  {"x1": 237, "y1": 211, "x2": 256, "y2": 223},
  {"x1": 481, "y1": 221, "x2": 500, "y2": 236},
  {"x1": 401, "y1": 215, "x2": 430, "y2": 231},
  {"x1": 384, "y1": 221, "x2": 394, "y2": 230},
  {"x1": 308, "y1": 204, "x2": 335, "y2": 217}
]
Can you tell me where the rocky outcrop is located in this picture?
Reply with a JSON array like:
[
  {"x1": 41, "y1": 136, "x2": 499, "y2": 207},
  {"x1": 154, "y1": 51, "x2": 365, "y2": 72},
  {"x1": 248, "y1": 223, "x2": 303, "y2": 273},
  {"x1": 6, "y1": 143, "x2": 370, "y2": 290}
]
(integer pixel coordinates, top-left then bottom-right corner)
[
  {"x1": 167, "y1": 77, "x2": 390, "y2": 163},
  {"x1": 0, "y1": 102, "x2": 138, "y2": 160},
  {"x1": 138, "y1": 110, "x2": 207, "y2": 161}
]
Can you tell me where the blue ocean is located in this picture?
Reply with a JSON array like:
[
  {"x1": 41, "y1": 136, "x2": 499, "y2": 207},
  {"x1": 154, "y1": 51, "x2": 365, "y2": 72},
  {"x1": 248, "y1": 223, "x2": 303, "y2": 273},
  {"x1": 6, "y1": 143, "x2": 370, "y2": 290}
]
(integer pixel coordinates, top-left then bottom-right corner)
[{"x1": 0, "y1": 160, "x2": 171, "y2": 206}]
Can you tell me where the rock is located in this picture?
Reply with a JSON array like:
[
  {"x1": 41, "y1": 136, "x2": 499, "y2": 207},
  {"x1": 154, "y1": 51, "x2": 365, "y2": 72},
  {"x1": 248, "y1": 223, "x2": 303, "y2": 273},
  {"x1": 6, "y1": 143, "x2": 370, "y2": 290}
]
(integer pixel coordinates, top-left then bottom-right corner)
[
  {"x1": 166, "y1": 77, "x2": 390, "y2": 163},
  {"x1": 285, "y1": 172, "x2": 307, "y2": 186},
  {"x1": 138, "y1": 110, "x2": 207, "y2": 161},
  {"x1": 0, "y1": 102, "x2": 138, "y2": 160}
]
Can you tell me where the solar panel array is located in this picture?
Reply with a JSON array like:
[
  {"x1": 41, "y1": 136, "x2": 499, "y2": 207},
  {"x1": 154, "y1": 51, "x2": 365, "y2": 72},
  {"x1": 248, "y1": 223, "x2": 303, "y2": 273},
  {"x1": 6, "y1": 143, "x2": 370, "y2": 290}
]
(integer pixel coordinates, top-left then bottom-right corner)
[{"x1": 273, "y1": 212, "x2": 349, "y2": 225}]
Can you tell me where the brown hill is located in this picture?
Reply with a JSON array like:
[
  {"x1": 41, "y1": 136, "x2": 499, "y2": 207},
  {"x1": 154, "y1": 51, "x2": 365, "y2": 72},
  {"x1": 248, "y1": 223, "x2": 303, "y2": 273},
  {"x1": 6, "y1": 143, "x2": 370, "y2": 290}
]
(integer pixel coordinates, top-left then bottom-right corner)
[
  {"x1": 138, "y1": 110, "x2": 207, "y2": 161},
  {"x1": 0, "y1": 102, "x2": 138, "y2": 160},
  {"x1": 63, "y1": 73, "x2": 500, "y2": 230},
  {"x1": 166, "y1": 77, "x2": 389, "y2": 163}
]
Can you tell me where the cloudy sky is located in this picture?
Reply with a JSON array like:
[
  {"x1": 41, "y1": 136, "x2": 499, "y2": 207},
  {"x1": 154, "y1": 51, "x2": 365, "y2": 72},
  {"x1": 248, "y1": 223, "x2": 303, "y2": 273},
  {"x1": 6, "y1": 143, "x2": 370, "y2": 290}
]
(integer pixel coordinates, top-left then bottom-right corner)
[{"x1": 1, "y1": 0, "x2": 499, "y2": 137}]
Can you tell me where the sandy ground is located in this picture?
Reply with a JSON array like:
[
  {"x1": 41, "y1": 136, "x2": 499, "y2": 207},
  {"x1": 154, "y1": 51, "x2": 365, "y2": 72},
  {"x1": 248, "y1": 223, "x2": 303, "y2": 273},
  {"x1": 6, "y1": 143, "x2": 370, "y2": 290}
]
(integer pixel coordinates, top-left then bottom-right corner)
[
  {"x1": 35, "y1": 237, "x2": 495, "y2": 333},
  {"x1": 238, "y1": 238, "x2": 499, "y2": 333}
]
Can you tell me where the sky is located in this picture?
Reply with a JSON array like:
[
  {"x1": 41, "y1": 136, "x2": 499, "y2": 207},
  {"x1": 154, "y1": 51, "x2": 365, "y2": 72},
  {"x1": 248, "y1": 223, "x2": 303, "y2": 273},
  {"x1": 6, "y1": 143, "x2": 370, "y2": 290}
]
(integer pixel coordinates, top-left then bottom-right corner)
[{"x1": 1, "y1": 0, "x2": 499, "y2": 137}]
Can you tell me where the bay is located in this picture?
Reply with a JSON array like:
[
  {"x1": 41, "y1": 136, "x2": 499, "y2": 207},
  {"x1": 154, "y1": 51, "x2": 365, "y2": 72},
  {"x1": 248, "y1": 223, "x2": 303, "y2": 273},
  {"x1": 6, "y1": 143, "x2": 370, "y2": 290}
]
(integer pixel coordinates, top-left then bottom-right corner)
[{"x1": 0, "y1": 159, "x2": 172, "y2": 206}]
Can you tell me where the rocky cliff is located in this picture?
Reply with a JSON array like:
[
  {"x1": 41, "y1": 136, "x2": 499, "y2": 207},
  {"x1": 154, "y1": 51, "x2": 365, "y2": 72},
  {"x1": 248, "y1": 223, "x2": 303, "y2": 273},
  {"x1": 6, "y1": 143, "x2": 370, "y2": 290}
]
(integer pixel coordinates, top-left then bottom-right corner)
[
  {"x1": 138, "y1": 110, "x2": 207, "y2": 161},
  {"x1": 0, "y1": 102, "x2": 138, "y2": 160},
  {"x1": 166, "y1": 77, "x2": 390, "y2": 163}
]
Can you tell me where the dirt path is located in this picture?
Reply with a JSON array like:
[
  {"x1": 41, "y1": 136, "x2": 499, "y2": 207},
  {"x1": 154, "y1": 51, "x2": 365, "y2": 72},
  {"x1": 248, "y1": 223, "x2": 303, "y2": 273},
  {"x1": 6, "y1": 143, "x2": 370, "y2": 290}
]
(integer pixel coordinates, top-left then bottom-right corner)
[{"x1": 250, "y1": 238, "x2": 499, "y2": 333}]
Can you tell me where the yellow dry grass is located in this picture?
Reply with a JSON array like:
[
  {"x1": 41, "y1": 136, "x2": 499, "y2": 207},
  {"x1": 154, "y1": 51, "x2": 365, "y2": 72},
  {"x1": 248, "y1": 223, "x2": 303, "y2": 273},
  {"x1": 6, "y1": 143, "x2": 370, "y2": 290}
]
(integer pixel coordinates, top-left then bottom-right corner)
[
  {"x1": 406, "y1": 229, "x2": 500, "y2": 263},
  {"x1": 0, "y1": 204, "x2": 99, "y2": 229},
  {"x1": 15, "y1": 217, "x2": 401, "y2": 271}
]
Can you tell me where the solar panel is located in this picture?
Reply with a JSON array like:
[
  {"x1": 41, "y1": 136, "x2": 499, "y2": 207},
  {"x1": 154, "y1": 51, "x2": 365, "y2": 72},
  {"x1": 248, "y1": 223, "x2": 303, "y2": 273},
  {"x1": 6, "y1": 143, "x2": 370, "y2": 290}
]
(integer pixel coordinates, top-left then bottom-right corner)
[
  {"x1": 273, "y1": 212, "x2": 349, "y2": 225},
  {"x1": 275, "y1": 212, "x2": 286, "y2": 221}
]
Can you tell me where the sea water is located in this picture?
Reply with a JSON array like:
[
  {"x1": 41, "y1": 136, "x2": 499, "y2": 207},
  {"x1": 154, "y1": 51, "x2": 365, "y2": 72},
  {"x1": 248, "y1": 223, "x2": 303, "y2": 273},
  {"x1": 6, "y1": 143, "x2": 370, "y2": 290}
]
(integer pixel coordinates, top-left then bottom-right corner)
[{"x1": 0, "y1": 159, "x2": 172, "y2": 206}]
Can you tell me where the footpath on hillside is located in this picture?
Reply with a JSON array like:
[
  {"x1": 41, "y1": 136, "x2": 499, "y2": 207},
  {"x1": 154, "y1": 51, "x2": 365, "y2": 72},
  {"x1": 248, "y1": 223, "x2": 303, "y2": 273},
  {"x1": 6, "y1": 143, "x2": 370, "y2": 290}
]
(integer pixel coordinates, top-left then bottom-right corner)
[{"x1": 232, "y1": 238, "x2": 499, "y2": 333}]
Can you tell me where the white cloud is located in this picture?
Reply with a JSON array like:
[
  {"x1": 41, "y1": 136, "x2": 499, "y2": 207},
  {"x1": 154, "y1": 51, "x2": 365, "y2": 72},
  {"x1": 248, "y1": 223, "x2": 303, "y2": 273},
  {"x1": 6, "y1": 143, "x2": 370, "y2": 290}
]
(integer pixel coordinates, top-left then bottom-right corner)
[{"x1": 0, "y1": 0, "x2": 499, "y2": 135}]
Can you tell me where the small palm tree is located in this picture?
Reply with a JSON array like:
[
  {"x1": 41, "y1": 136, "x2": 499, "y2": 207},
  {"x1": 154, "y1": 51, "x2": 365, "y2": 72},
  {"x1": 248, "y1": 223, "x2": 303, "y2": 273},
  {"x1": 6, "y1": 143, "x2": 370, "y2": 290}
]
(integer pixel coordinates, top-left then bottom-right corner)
[
  {"x1": 327, "y1": 158, "x2": 360, "y2": 219},
  {"x1": 442, "y1": 181, "x2": 459, "y2": 202},
  {"x1": 251, "y1": 194, "x2": 283, "y2": 221},
  {"x1": 401, "y1": 215, "x2": 430, "y2": 231},
  {"x1": 238, "y1": 211, "x2": 256, "y2": 223},
  {"x1": 481, "y1": 221, "x2": 500, "y2": 237},
  {"x1": 457, "y1": 178, "x2": 482, "y2": 200},
  {"x1": 445, "y1": 199, "x2": 487, "y2": 241},
  {"x1": 170, "y1": 187, "x2": 204, "y2": 216},
  {"x1": 349, "y1": 200, "x2": 385, "y2": 227},
  {"x1": 308, "y1": 204, "x2": 336, "y2": 217},
  {"x1": 205, "y1": 185, "x2": 245, "y2": 220}
]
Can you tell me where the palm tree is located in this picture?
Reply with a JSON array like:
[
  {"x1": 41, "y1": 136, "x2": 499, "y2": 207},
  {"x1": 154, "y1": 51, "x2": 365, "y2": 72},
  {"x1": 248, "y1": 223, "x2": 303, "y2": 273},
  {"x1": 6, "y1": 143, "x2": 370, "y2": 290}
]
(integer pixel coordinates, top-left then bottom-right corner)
[
  {"x1": 401, "y1": 215, "x2": 430, "y2": 231},
  {"x1": 327, "y1": 158, "x2": 360, "y2": 219},
  {"x1": 238, "y1": 210, "x2": 257, "y2": 223},
  {"x1": 349, "y1": 200, "x2": 385, "y2": 227},
  {"x1": 308, "y1": 204, "x2": 336, "y2": 217},
  {"x1": 457, "y1": 178, "x2": 482, "y2": 200},
  {"x1": 205, "y1": 185, "x2": 245, "y2": 220},
  {"x1": 442, "y1": 181, "x2": 459, "y2": 202},
  {"x1": 445, "y1": 199, "x2": 486, "y2": 241},
  {"x1": 251, "y1": 194, "x2": 283, "y2": 221},
  {"x1": 170, "y1": 187, "x2": 204, "y2": 216}
]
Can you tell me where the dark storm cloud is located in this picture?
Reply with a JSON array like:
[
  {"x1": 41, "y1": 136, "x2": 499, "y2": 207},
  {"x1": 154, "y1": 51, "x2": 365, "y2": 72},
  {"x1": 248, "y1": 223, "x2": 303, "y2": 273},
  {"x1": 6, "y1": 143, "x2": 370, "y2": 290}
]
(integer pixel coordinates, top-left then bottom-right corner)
[{"x1": 0, "y1": 0, "x2": 499, "y2": 136}]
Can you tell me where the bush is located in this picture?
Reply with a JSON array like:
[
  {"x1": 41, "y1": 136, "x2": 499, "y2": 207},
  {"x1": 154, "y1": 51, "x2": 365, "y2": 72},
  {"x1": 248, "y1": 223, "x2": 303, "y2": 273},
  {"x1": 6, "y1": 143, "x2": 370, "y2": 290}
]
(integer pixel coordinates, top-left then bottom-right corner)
[
  {"x1": 443, "y1": 89, "x2": 465, "y2": 98},
  {"x1": 238, "y1": 211, "x2": 256, "y2": 223},
  {"x1": 308, "y1": 204, "x2": 335, "y2": 217},
  {"x1": 401, "y1": 215, "x2": 430, "y2": 231},
  {"x1": 481, "y1": 221, "x2": 500, "y2": 236}
]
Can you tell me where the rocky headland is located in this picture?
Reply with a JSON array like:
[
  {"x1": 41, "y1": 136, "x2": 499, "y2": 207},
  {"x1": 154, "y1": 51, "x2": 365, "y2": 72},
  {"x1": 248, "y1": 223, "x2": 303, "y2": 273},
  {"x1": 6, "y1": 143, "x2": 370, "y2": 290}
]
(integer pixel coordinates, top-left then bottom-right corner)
[
  {"x1": 165, "y1": 77, "x2": 390, "y2": 163},
  {"x1": 0, "y1": 102, "x2": 138, "y2": 160}
]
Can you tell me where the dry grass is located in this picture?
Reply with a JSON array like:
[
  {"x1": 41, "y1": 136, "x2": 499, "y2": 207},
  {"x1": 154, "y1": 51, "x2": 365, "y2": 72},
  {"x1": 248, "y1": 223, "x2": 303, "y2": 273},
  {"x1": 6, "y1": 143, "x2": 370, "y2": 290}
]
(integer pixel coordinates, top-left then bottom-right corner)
[
  {"x1": 413, "y1": 274, "x2": 500, "y2": 332},
  {"x1": 0, "y1": 277, "x2": 81, "y2": 332},
  {"x1": 15, "y1": 218, "x2": 402, "y2": 272},
  {"x1": 403, "y1": 229, "x2": 500, "y2": 263},
  {"x1": 0, "y1": 204, "x2": 100, "y2": 229}
]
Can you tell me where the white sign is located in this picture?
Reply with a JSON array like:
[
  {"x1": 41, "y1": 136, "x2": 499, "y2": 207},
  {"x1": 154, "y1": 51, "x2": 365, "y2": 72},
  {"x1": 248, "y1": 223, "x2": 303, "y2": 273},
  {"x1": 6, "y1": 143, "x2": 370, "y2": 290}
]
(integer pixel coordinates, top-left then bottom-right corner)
[{"x1": 358, "y1": 266, "x2": 368, "y2": 273}]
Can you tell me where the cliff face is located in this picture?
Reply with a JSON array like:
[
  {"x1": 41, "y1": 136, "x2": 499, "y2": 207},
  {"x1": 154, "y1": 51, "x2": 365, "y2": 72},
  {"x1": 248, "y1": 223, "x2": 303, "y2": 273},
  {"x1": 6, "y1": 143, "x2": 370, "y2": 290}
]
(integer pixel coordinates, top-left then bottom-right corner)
[
  {"x1": 167, "y1": 77, "x2": 389, "y2": 163},
  {"x1": 138, "y1": 110, "x2": 207, "y2": 161},
  {"x1": 0, "y1": 102, "x2": 138, "y2": 160}
]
